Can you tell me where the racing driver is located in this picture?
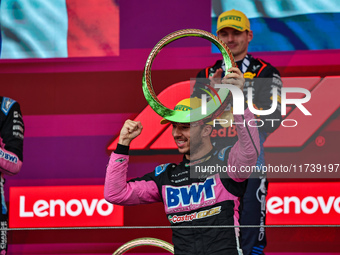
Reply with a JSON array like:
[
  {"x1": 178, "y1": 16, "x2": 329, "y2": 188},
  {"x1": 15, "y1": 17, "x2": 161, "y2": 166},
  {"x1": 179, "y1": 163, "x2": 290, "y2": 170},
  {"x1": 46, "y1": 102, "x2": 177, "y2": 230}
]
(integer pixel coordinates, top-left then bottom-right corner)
[{"x1": 104, "y1": 67, "x2": 260, "y2": 254}]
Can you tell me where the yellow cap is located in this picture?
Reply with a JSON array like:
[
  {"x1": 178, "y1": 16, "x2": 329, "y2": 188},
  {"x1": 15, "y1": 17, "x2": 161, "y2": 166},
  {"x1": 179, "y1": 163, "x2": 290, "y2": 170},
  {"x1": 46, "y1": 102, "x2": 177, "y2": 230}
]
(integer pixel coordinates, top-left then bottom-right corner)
[
  {"x1": 160, "y1": 97, "x2": 212, "y2": 125},
  {"x1": 217, "y1": 9, "x2": 250, "y2": 33}
]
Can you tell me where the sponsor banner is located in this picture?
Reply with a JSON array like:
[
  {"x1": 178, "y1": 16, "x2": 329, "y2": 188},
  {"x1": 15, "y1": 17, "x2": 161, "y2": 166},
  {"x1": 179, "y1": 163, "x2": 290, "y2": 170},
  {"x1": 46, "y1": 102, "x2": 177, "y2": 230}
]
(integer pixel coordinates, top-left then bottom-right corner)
[
  {"x1": 266, "y1": 182, "x2": 340, "y2": 225},
  {"x1": 9, "y1": 185, "x2": 123, "y2": 228}
]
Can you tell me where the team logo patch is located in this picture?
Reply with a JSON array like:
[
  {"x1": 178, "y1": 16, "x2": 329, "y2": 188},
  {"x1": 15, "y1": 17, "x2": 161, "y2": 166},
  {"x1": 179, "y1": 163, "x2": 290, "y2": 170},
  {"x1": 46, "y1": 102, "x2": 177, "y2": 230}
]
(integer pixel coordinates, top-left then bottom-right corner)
[
  {"x1": 244, "y1": 72, "x2": 256, "y2": 79},
  {"x1": 168, "y1": 206, "x2": 221, "y2": 224},
  {"x1": 165, "y1": 176, "x2": 216, "y2": 210},
  {"x1": 1, "y1": 97, "x2": 16, "y2": 116},
  {"x1": 0, "y1": 148, "x2": 18, "y2": 164},
  {"x1": 155, "y1": 163, "x2": 170, "y2": 176},
  {"x1": 252, "y1": 65, "x2": 261, "y2": 72},
  {"x1": 218, "y1": 146, "x2": 231, "y2": 161},
  {"x1": 115, "y1": 158, "x2": 126, "y2": 163}
]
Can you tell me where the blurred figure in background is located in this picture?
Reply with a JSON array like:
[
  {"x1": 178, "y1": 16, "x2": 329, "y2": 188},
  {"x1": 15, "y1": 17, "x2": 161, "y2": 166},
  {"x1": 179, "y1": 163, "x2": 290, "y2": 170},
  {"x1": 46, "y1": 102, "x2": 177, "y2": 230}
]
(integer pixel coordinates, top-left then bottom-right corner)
[{"x1": 0, "y1": 96, "x2": 24, "y2": 254}]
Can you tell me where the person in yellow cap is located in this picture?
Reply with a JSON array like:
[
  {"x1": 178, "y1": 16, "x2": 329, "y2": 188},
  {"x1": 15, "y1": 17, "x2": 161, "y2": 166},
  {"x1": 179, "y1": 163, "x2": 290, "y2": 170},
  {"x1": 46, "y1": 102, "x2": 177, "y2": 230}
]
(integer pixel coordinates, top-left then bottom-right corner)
[
  {"x1": 216, "y1": 9, "x2": 252, "y2": 61},
  {"x1": 192, "y1": 9, "x2": 283, "y2": 255},
  {"x1": 104, "y1": 67, "x2": 261, "y2": 254}
]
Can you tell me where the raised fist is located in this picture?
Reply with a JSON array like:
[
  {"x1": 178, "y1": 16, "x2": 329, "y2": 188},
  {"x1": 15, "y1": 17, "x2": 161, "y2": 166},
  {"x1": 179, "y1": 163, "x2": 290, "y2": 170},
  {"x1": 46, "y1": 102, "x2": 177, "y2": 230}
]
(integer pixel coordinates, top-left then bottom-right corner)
[{"x1": 118, "y1": 119, "x2": 143, "y2": 146}]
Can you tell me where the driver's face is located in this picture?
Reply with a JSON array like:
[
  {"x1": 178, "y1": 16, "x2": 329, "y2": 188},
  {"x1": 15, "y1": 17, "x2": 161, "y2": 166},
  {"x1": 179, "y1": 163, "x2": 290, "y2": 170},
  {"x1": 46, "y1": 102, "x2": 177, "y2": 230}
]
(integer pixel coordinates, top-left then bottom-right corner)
[{"x1": 172, "y1": 122, "x2": 202, "y2": 157}]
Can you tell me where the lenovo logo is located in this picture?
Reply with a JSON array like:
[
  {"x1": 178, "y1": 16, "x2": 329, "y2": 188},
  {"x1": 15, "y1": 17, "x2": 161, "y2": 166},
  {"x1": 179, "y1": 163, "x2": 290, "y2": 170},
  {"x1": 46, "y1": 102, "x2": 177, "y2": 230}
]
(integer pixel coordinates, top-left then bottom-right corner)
[
  {"x1": 267, "y1": 196, "x2": 340, "y2": 215},
  {"x1": 266, "y1": 182, "x2": 340, "y2": 225},
  {"x1": 19, "y1": 196, "x2": 113, "y2": 217},
  {"x1": 10, "y1": 186, "x2": 123, "y2": 228}
]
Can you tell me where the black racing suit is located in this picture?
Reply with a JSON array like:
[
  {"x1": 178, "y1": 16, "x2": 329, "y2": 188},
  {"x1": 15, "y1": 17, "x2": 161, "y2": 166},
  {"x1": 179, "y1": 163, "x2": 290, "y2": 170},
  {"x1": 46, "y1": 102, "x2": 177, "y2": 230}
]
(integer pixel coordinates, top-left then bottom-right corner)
[
  {"x1": 192, "y1": 54, "x2": 282, "y2": 255},
  {"x1": 0, "y1": 97, "x2": 25, "y2": 254},
  {"x1": 105, "y1": 108, "x2": 260, "y2": 255}
]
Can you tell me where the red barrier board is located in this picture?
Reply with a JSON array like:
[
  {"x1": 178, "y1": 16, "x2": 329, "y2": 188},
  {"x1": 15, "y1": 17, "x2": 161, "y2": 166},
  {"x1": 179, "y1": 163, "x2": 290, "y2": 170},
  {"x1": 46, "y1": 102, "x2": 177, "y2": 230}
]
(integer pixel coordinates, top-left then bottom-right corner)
[
  {"x1": 266, "y1": 182, "x2": 340, "y2": 225},
  {"x1": 9, "y1": 186, "x2": 123, "y2": 228}
]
